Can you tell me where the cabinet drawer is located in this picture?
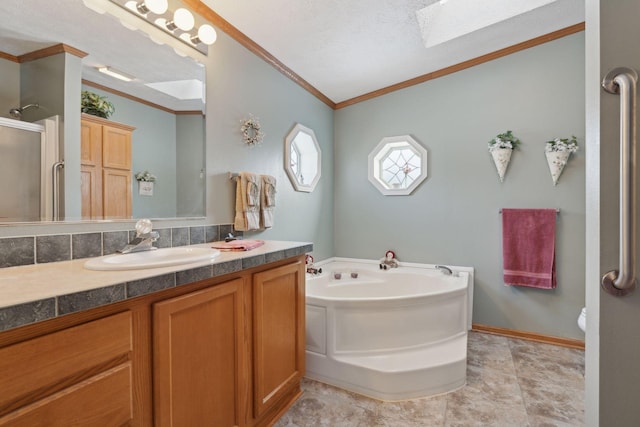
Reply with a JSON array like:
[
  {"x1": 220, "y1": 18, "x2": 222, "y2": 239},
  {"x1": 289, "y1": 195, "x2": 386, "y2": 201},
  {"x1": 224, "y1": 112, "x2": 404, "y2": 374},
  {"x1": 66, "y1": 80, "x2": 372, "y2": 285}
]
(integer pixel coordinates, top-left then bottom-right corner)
[
  {"x1": 0, "y1": 311, "x2": 132, "y2": 414},
  {"x1": 0, "y1": 363, "x2": 133, "y2": 427}
]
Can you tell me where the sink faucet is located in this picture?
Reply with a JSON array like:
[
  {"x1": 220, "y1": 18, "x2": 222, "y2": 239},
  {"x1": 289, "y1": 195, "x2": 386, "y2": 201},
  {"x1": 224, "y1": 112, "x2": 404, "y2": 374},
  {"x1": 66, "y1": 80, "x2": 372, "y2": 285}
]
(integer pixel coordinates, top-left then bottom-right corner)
[
  {"x1": 118, "y1": 219, "x2": 159, "y2": 254},
  {"x1": 435, "y1": 265, "x2": 453, "y2": 275}
]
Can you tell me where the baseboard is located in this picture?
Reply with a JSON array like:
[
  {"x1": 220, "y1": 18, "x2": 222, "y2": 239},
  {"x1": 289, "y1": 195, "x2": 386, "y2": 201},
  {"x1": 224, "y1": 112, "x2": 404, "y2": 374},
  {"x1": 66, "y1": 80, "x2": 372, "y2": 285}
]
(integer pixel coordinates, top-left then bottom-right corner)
[{"x1": 471, "y1": 324, "x2": 585, "y2": 350}]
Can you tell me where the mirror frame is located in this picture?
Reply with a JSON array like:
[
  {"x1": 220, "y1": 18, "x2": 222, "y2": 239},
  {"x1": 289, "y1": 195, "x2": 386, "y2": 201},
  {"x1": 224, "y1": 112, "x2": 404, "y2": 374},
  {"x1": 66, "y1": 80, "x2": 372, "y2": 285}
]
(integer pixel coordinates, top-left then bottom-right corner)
[
  {"x1": 284, "y1": 123, "x2": 322, "y2": 193},
  {"x1": 368, "y1": 135, "x2": 428, "y2": 196}
]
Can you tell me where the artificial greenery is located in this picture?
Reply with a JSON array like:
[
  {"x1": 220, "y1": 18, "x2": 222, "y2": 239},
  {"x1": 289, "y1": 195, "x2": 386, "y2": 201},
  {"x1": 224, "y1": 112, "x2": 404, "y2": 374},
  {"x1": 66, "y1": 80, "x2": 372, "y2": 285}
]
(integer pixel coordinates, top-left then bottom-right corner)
[
  {"x1": 81, "y1": 90, "x2": 115, "y2": 119},
  {"x1": 135, "y1": 170, "x2": 157, "y2": 182},
  {"x1": 545, "y1": 136, "x2": 579, "y2": 153},
  {"x1": 488, "y1": 130, "x2": 521, "y2": 151}
]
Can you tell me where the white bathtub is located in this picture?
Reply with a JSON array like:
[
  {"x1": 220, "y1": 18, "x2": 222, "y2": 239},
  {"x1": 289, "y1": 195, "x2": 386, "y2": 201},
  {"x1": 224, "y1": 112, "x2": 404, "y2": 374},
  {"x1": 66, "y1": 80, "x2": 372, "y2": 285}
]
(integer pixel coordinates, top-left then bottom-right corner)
[{"x1": 305, "y1": 258, "x2": 474, "y2": 401}]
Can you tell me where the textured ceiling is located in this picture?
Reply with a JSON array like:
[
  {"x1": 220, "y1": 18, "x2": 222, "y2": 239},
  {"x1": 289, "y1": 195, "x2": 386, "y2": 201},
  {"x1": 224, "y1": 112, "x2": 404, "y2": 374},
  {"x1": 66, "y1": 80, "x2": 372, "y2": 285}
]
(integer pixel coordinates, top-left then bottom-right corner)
[
  {"x1": 203, "y1": 0, "x2": 584, "y2": 103},
  {"x1": 1, "y1": 0, "x2": 585, "y2": 109}
]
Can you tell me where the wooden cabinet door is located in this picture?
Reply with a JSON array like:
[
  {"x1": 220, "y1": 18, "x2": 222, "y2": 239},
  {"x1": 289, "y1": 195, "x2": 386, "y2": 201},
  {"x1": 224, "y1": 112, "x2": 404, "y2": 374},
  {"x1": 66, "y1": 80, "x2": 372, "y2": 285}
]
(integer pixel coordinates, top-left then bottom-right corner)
[
  {"x1": 103, "y1": 169, "x2": 131, "y2": 218},
  {"x1": 252, "y1": 261, "x2": 305, "y2": 418},
  {"x1": 0, "y1": 364, "x2": 133, "y2": 427},
  {"x1": 81, "y1": 166, "x2": 101, "y2": 219},
  {"x1": 80, "y1": 120, "x2": 102, "y2": 219},
  {"x1": 0, "y1": 312, "x2": 137, "y2": 426},
  {"x1": 102, "y1": 126, "x2": 131, "y2": 170},
  {"x1": 80, "y1": 119, "x2": 102, "y2": 166},
  {"x1": 154, "y1": 278, "x2": 249, "y2": 427}
]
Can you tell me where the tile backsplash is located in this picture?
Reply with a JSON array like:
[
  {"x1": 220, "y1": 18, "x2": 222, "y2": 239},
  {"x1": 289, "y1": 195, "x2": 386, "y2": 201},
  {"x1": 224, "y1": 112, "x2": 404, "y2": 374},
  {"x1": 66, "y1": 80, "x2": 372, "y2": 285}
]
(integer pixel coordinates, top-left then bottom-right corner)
[{"x1": 0, "y1": 223, "x2": 242, "y2": 269}]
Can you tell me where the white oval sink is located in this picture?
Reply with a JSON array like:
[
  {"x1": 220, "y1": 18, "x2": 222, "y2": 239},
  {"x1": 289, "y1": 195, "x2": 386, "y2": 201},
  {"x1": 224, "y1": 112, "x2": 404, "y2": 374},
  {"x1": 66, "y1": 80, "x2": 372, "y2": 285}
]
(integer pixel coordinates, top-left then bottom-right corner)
[{"x1": 84, "y1": 247, "x2": 221, "y2": 271}]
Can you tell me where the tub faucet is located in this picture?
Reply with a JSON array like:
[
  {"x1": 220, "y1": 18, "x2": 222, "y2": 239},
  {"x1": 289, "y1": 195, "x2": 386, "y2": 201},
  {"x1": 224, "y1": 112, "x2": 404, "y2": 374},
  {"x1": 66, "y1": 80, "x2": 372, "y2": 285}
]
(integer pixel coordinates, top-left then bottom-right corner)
[
  {"x1": 118, "y1": 219, "x2": 159, "y2": 254},
  {"x1": 435, "y1": 265, "x2": 453, "y2": 275}
]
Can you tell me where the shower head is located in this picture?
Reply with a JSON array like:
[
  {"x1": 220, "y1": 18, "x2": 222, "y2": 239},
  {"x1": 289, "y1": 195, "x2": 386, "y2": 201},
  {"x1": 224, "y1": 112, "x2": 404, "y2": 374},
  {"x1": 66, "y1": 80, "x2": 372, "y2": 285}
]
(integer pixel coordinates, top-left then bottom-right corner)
[{"x1": 9, "y1": 103, "x2": 39, "y2": 119}]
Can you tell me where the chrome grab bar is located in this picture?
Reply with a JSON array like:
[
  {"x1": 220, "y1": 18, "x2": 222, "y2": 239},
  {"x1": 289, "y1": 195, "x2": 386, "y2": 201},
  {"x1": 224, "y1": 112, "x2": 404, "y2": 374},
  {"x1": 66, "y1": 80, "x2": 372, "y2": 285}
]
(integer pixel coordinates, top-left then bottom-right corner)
[
  {"x1": 52, "y1": 161, "x2": 64, "y2": 221},
  {"x1": 601, "y1": 67, "x2": 638, "y2": 296}
]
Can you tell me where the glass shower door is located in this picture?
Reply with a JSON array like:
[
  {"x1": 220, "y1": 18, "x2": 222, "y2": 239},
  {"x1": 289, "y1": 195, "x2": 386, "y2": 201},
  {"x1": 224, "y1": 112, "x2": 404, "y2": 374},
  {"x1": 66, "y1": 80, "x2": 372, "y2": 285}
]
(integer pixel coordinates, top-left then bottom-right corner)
[{"x1": 0, "y1": 119, "x2": 44, "y2": 221}]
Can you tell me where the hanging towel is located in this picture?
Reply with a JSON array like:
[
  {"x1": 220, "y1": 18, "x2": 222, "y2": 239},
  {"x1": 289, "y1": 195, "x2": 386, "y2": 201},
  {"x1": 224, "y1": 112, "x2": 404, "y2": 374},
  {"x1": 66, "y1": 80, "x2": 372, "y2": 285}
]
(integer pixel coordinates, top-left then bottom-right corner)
[
  {"x1": 502, "y1": 208, "x2": 557, "y2": 289},
  {"x1": 233, "y1": 172, "x2": 261, "y2": 231},
  {"x1": 212, "y1": 239, "x2": 265, "y2": 251},
  {"x1": 260, "y1": 174, "x2": 276, "y2": 228}
]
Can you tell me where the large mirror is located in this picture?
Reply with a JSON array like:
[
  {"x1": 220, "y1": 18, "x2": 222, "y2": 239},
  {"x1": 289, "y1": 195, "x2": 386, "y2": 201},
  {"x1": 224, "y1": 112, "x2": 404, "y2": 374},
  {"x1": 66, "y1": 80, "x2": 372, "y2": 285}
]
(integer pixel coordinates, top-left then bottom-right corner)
[
  {"x1": 284, "y1": 123, "x2": 321, "y2": 193},
  {"x1": 0, "y1": 0, "x2": 207, "y2": 222}
]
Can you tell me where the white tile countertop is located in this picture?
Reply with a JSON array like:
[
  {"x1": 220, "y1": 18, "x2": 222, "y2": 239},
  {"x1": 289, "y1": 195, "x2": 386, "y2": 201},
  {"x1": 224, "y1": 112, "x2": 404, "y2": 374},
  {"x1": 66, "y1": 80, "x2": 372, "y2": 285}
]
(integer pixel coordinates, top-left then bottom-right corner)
[{"x1": 0, "y1": 240, "x2": 312, "y2": 331}]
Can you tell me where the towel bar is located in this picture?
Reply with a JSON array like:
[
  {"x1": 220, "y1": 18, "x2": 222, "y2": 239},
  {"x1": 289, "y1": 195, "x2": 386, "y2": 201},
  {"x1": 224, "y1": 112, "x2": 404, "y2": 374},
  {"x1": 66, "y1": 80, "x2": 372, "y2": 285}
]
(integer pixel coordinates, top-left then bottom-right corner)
[
  {"x1": 228, "y1": 172, "x2": 239, "y2": 180},
  {"x1": 498, "y1": 209, "x2": 560, "y2": 214}
]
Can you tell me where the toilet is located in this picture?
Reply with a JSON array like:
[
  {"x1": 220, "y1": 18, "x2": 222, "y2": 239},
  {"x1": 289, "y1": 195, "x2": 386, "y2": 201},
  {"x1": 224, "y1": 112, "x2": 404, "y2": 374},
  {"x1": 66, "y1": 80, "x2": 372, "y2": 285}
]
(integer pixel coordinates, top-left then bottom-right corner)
[{"x1": 578, "y1": 307, "x2": 586, "y2": 332}]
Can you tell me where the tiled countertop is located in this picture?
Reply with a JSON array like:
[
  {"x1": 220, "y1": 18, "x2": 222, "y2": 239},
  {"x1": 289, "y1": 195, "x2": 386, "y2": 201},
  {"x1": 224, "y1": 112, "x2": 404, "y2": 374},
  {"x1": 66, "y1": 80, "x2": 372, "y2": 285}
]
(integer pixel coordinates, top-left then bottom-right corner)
[{"x1": 0, "y1": 240, "x2": 312, "y2": 332}]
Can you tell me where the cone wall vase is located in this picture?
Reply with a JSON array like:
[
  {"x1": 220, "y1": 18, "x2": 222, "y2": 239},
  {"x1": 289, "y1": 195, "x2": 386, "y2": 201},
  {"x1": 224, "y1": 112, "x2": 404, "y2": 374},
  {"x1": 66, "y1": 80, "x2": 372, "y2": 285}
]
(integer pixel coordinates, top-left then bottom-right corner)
[
  {"x1": 545, "y1": 150, "x2": 571, "y2": 185},
  {"x1": 490, "y1": 147, "x2": 512, "y2": 182}
]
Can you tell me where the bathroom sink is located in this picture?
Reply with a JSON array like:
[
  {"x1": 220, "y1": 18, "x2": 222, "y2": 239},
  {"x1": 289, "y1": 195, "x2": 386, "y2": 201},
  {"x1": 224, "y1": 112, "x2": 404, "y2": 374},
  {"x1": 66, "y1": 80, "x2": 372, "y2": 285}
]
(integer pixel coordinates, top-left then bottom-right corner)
[{"x1": 84, "y1": 247, "x2": 221, "y2": 271}]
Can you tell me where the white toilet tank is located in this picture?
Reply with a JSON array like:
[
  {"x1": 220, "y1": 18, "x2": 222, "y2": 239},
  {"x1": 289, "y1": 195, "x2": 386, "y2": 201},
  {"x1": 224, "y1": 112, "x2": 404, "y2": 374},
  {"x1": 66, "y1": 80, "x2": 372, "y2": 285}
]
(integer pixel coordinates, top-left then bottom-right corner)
[{"x1": 578, "y1": 307, "x2": 586, "y2": 332}]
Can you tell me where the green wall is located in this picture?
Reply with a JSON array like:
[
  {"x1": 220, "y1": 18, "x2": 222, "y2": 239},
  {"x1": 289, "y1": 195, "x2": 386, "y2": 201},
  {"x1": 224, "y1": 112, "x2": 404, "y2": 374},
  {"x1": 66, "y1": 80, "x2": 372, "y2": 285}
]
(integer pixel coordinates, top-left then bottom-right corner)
[
  {"x1": 176, "y1": 114, "x2": 206, "y2": 217},
  {"x1": 205, "y1": 31, "x2": 335, "y2": 260},
  {"x1": 0, "y1": 58, "x2": 20, "y2": 118},
  {"x1": 334, "y1": 33, "x2": 586, "y2": 339}
]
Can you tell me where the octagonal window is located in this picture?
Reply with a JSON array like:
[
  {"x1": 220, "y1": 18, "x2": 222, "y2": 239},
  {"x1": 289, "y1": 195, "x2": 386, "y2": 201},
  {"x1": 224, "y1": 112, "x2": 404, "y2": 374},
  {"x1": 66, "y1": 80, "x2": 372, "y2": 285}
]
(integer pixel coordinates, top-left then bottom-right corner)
[
  {"x1": 285, "y1": 123, "x2": 321, "y2": 192},
  {"x1": 368, "y1": 135, "x2": 428, "y2": 195}
]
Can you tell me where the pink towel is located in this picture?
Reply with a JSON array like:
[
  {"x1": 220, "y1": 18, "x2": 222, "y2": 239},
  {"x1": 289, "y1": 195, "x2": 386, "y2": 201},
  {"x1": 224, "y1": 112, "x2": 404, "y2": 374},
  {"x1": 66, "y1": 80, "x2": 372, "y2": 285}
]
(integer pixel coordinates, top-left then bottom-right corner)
[
  {"x1": 212, "y1": 239, "x2": 265, "y2": 251},
  {"x1": 502, "y1": 208, "x2": 556, "y2": 289}
]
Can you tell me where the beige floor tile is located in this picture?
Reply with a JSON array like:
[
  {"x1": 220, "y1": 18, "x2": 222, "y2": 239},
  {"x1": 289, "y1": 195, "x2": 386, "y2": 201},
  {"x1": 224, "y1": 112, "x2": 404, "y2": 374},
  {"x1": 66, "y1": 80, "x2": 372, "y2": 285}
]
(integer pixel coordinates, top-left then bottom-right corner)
[
  {"x1": 518, "y1": 376, "x2": 584, "y2": 425},
  {"x1": 276, "y1": 332, "x2": 585, "y2": 427}
]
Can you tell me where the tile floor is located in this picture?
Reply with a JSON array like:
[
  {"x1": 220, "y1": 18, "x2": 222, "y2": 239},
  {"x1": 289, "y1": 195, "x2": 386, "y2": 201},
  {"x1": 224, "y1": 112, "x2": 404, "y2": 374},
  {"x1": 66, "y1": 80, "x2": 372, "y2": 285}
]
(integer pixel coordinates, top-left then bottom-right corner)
[{"x1": 275, "y1": 331, "x2": 585, "y2": 427}]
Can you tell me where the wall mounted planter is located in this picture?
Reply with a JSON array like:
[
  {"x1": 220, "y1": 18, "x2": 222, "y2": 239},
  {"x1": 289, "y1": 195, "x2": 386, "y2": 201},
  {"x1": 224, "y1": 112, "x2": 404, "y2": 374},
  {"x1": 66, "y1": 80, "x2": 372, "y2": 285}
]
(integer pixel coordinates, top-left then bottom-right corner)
[{"x1": 490, "y1": 147, "x2": 512, "y2": 183}]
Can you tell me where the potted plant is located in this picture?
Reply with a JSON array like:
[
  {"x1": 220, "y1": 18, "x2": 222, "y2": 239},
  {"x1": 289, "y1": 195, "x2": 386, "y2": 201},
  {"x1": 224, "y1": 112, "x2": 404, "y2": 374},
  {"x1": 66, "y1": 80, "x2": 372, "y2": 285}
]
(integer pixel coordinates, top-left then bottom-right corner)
[
  {"x1": 545, "y1": 136, "x2": 578, "y2": 185},
  {"x1": 135, "y1": 170, "x2": 156, "y2": 196},
  {"x1": 488, "y1": 130, "x2": 521, "y2": 182},
  {"x1": 81, "y1": 90, "x2": 115, "y2": 119}
]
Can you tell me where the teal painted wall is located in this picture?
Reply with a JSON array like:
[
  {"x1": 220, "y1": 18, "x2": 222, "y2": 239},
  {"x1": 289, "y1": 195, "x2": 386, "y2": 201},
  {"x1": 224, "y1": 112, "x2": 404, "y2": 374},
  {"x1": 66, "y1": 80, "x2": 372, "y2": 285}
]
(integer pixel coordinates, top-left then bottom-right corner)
[
  {"x1": 205, "y1": 31, "x2": 335, "y2": 260},
  {"x1": 0, "y1": 58, "x2": 20, "y2": 118},
  {"x1": 334, "y1": 33, "x2": 586, "y2": 339},
  {"x1": 176, "y1": 114, "x2": 206, "y2": 217}
]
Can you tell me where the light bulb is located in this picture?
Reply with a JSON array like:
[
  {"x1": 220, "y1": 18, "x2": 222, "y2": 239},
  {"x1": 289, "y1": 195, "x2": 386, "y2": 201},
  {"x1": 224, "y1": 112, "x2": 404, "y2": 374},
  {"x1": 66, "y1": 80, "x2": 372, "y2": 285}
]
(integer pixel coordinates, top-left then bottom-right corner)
[
  {"x1": 136, "y1": 0, "x2": 168, "y2": 15},
  {"x1": 145, "y1": 0, "x2": 168, "y2": 14},
  {"x1": 173, "y1": 8, "x2": 194, "y2": 31},
  {"x1": 195, "y1": 24, "x2": 217, "y2": 45}
]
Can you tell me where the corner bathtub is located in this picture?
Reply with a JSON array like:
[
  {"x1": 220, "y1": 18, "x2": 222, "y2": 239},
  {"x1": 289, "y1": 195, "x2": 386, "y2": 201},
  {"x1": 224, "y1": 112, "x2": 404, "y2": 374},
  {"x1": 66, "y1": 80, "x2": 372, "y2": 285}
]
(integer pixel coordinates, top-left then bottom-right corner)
[{"x1": 305, "y1": 258, "x2": 474, "y2": 401}]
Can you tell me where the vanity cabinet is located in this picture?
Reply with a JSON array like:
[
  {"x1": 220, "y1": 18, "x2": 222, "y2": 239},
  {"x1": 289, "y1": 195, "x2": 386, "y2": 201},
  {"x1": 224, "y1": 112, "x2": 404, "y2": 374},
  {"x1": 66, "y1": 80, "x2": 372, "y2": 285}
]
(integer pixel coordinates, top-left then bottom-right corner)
[
  {"x1": 81, "y1": 114, "x2": 134, "y2": 219},
  {"x1": 0, "y1": 255, "x2": 306, "y2": 427}
]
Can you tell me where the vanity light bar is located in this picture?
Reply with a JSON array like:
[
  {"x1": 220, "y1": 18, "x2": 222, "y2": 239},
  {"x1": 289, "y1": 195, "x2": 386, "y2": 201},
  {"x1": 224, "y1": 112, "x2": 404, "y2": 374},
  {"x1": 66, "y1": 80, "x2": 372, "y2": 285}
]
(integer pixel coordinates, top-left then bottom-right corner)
[
  {"x1": 119, "y1": 0, "x2": 215, "y2": 46},
  {"x1": 82, "y1": 0, "x2": 213, "y2": 59},
  {"x1": 98, "y1": 66, "x2": 135, "y2": 82}
]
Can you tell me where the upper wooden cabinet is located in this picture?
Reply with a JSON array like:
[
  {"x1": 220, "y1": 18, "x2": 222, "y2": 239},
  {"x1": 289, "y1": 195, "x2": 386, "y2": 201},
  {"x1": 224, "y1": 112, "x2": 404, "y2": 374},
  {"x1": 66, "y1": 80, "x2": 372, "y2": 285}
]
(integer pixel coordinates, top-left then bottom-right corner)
[{"x1": 81, "y1": 114, "x2": 134, "y2": 219}]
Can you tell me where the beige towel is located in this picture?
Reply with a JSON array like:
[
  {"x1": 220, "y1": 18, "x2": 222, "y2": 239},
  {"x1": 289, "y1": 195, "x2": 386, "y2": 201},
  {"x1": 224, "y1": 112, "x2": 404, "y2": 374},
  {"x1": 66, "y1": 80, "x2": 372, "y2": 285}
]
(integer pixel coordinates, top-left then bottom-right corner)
[
  {"x1": 261, "y1": 175, "x2": 276, "y2": 228},
  {"x1": 234, "y1": 172, "x2": 261, "y2": 231}
]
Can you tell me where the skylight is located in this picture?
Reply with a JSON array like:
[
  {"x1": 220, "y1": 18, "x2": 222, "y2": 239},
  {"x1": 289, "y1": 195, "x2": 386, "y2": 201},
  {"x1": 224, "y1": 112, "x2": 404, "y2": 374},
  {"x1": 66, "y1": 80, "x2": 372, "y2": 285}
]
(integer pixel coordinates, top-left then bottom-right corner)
[
  {"x1": 145, "y1": 79, "x2": 204, "y2": 100},
  {"x1": 416, "y1": 0, "x2": 560, "y2": 48}
]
